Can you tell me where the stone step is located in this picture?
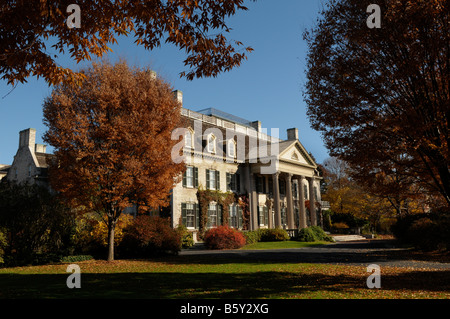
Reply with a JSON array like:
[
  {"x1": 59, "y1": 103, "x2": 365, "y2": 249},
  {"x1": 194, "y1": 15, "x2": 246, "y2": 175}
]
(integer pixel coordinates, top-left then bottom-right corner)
[{"x1": 331, "y1": 235, "x2": 367, "y2": 242}]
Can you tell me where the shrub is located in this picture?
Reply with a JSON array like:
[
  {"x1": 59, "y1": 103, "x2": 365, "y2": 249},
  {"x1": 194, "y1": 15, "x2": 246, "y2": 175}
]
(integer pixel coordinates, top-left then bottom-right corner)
[
  {"x1": 310, "y1": 226, "x2": 334, "y2": 241},
  {"x1": 60, "y1": 255, "x2": 94, "y2": 263},
  {"x1": 258, "y1": 228, "x2": 290, "y2": 242},
  {"x1": 0, "y1": 228, "x2": 7, "y2": 265},
  {"x1": 90, "y1": 214, "x2": 134, "y2": 247},
  {"x1": 297, "y1": 226, "x2": 334, "y2": 242},
  {"x1": 242, "y1": 230, "x2": 261, "y2": 245},
  {"x1": 297, "y1": 227, "x2": 317, "y2": 242},
  {"x1": 392, "y1": 211, "x2": 450, "y2": 251},
  {"x1": 119, "y1": 216, "x2": 181, "y2": 257},
  {"x1": 71, "y1": 213, "x2": 134, "y2": 258},
  {"x1": 204, "y1": 226, "x2": 246, "y2": 250},
  {"x1": 0, "y1": 182, "x2": 76, "y2": 266},
  {"x1": 176, "y1": 224, "x2": 194, "y2": 249}
]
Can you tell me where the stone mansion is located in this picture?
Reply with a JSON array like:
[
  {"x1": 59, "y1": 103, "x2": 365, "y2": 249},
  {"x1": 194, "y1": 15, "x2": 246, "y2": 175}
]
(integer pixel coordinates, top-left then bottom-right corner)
[{"x1": 1, "y1": 91, "x2": 325, "y2": 237}]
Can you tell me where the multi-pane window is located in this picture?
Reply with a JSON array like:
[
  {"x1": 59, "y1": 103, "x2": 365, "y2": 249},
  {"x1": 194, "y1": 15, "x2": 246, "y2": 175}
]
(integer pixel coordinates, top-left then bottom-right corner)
[
  {"x1": 206, "y1": 169, "x2": 220, "y2": 190},
  {"x1": 281, "y1": 207, "x2": 287, "y2": 227},
  {"x1": 207, "y1": 203, "x2": 222, "y2": 228},
  {"x1": 185, "y1": 129, "x2": 193, "y2": 149},
  {"x1": 183, "y1": 166, "x2": 198, "y2": 188},
  {"x1": 229, "y1": 205, "x2": 237, "y2": 228},
  {"x1": 181, "y1": 203, "x2": 199, "y2": 229},
  {"x1": 185, "y1": 203, "x2": 195, "y2": 228},
  {"x1": 186, "y1": 167, "x2": 193, "y2": 187},
  {"x1": 258, "y1": 206, "x2": 268, "y2": 226},
  {"x1": 226, "y1": 172, "x2": 240, "y2": 192},
  {"x1": 293, "y1": 181, "x2": 298, "y2": 199}
]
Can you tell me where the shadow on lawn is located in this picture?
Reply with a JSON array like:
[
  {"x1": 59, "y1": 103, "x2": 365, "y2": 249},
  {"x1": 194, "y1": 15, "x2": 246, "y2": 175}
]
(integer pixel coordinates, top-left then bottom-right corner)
[{"x1": 1, "y1": 268, "x2": 449, "y2": 298}]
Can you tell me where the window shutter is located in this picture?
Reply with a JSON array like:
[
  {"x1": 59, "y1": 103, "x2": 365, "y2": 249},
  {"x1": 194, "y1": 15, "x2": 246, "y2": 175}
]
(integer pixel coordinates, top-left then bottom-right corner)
[
  {"x1": 182, "y1": 171, "x2": 187, "y2": 188},
  {"x1": 216, "y1": 170, "x2": 220, "y2": 190},
  {"x1": 195, "y1": 204, "x2": 200, "y2": 229},
  {"x1": 236, "y1": 174, "x2": 240, "y2": 193},
  {"x1": 206, "y1": 169, "x2": 210, "y2": 189},
  {"x1": 226, "y1": 173, "x2": 231, "y2": 191},
  {"x1": 264, "y1": 207, "x2": 268, "y2": 225},
  {"x1": 257, "y1": 206, "x2": 260, "y2": 225},
  {"x1": 217, "y1": 205, "x2": 222, "y2": 226},
  {"x1": 194, "y1": 167, "x2": 198, "y2": 188},
  {"x1": 181, "y1": 203, "x2": 187, "y2": 226}
]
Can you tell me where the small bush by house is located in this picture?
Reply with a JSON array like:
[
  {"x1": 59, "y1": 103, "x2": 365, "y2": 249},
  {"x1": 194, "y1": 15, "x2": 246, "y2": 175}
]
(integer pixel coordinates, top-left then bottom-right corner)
[
  {"x1": 204, "y1": 226, "x2": 246, "y2": 250},
  {"x1": 297, "y1": 226, "x2": 334, "y2": 242},
  {"x1": 242, "y1": 230, "x2": 261, "y2": 245},
  {"x1": 177, "y1": 224, "x2": 195, "y2": 249},
  {"x1": 258, "y1": 228, "x2": 290, "y2": 242}
]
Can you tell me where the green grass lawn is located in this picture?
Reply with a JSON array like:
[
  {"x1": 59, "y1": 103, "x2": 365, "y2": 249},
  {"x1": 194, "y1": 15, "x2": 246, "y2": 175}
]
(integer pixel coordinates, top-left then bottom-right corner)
[
  {"x1": 240, "y1": 240, "x2": 330, "y2": 250},
  {"x1": 1, "y1": 252, "x2": 449, "y2": 299}
]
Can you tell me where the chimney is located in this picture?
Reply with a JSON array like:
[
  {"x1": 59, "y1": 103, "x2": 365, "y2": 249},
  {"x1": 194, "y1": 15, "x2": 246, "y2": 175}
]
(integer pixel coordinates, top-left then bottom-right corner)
[
  {"x1": 35, "y1": 144, "x2": 47, "y2": 153},
  {"x1": 19, "y1": 128, "x2": 36, "y2": 149},
  {"x1": 173, "y1": 90, "x2": 183, "y2": 106},
  {"x1": 251, "y1": 120, "x2": 261, "y2": 132},
  {"x1": 287, "y1": 128, "x2": 299, "y2": 140}
]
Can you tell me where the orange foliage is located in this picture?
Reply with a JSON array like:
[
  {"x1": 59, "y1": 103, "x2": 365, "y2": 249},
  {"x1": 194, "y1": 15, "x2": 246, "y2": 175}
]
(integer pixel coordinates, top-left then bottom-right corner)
[
  {"x1": 1, "y1": 0, "x2": 253, "y2": 86},
  {"x1": 43, "y1": 60, "x2": 185, "y2": 260},
  {"x1": 304, "y1": 0, "x2": 449, "y2": 206}
]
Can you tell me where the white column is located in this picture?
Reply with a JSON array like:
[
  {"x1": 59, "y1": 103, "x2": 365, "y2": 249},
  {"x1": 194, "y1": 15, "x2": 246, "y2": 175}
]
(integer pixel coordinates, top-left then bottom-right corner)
[
  {"x1": 298, "y1": 176, "x2": 307, "y2": 229},
  {"x1": 308, "y1": 177, "x2": 317, "y2": 226},
  {"x1": 286, "y1": 174, "x2": 295, "y2": 229},
  {"x1": 272, "y1": 172, "x2": 281, "y2": 227}
]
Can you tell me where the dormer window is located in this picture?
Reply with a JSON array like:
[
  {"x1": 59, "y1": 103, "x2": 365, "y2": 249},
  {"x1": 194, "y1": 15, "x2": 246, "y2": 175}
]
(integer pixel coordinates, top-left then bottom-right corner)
[
  {"x1": 185, "y1": 128, "x2": 193, "y2": 149},
  {"x1": 207, "y1": 134, "x2": 216, "y2": 154},
  {"x1": 227, "y1": 139, "x2": 236, "y2": 158}
]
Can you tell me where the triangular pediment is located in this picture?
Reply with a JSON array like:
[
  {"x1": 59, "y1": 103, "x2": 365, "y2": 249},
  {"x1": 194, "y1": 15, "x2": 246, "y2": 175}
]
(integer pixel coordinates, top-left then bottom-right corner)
[{"x1": 278, "y1": 141, "x2": 315, "y2": 166}]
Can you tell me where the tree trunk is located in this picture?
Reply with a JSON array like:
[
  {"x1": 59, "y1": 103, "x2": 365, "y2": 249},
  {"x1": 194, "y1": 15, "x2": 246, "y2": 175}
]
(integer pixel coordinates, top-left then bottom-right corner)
[{"x1": 107, "y1": 218, "x2": 116, "y2": 261}]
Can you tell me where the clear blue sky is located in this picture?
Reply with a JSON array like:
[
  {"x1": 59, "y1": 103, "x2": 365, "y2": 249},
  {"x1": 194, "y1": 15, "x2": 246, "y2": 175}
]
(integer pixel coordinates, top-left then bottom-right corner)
[{"x1": 0, "y1": 0, "x2": 330, "y2": 166}]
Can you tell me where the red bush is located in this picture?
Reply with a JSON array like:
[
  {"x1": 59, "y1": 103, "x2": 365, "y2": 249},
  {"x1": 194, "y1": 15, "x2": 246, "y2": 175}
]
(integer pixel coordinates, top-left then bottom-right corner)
[
  {"x1": 119, "y1": 215, "x2": 181, "y2": 257},
  {"x1": 204, "y1": 226, "x2": 246, "y2": 250}
]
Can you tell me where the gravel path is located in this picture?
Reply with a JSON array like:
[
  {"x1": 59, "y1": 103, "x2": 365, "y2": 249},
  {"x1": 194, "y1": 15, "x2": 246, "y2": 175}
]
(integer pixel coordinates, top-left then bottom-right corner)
[{"x1": 180, "y1": 240, "x2": 450, "y2": 270}]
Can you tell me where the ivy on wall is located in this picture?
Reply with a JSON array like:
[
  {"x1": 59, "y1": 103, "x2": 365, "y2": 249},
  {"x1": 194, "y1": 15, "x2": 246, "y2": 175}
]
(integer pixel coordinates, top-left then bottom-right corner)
[{"x1": 196, "y1": 188, "x2": 238, "y2": 236}]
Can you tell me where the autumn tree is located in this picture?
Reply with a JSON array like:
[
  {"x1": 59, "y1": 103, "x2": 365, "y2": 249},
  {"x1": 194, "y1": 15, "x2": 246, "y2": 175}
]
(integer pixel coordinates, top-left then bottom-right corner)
[
  {"x1": 321, "y1": 157, "x2": 423, "y2": 233},
  {"x1": 304, "y1": 0, "x2": 449, "y2": 208},
  {"x1": 1, "y1": 0, "x2": 254, "y2": 86},
  {"x1": 43, "y1": 60, "x2": 185, "y2": 261}
]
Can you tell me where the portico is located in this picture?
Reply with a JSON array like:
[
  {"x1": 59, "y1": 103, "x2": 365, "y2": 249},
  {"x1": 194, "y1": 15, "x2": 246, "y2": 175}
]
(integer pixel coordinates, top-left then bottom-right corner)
[{"x1": 247, "y1": 137, "x2": 322, "y2": 231}]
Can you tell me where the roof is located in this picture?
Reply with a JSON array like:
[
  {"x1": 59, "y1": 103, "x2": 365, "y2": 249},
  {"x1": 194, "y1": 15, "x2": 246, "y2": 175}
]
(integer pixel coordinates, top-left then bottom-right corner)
[
  {"x1": 181, "y1": 114, "x2": 317, "y2": 167},
  {"x1": 35, "y1": 152, "x2": 54, "y2": 168}
]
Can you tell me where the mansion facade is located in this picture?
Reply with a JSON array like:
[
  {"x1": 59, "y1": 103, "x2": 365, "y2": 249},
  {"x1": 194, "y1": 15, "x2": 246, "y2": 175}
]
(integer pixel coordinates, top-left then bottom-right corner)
[
  {"x1": 172, "y1": 91, "x2": 324, "y2": 238},
  {"x1": 1, "y1": 91, "x2": 325, "y2": 238}
]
